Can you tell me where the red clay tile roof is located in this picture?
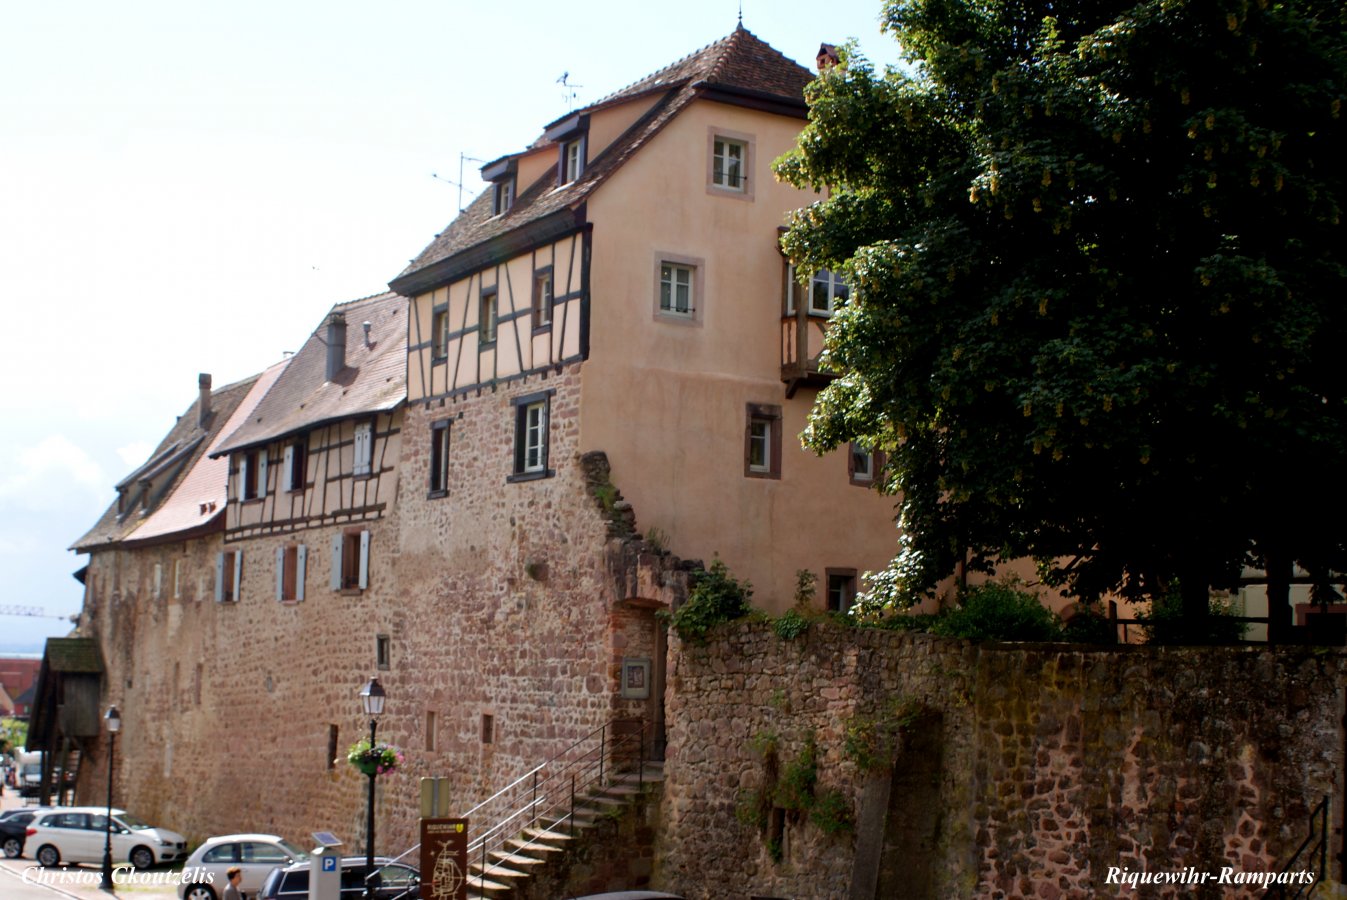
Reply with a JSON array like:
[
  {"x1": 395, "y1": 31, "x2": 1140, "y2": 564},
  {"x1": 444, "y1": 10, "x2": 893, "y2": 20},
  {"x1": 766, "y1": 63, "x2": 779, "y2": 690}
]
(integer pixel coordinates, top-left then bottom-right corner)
[
  {"x1": 390, "y1": 26, "x2": 813, "y2": 297},
  {"x1": 70, "y1": 372, "x2": 268, "y2": 552},
  {"x1": 213, "y1": 291, "x2": 407, "y2": 455}
]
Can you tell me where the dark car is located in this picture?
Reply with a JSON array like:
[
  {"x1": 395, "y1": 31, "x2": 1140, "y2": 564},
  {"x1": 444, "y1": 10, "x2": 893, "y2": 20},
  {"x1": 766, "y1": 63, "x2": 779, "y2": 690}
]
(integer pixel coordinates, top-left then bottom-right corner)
[
  {"x1": 0, "y1": 810, "x2": 38, "y2": 858},
  {"x1": 259, "y1": 857, "x2": 418, "y2": 900}
]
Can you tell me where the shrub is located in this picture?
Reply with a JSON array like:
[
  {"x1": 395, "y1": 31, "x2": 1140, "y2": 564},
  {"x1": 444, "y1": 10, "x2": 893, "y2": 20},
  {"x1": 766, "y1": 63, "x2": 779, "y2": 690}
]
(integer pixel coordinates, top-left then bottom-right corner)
[
  {"x1": 1140, "y1": 588, "x2": 1248, "y2": 645},
  {"x1": 665, "y1": 558, "x2": 753, "y2": 644},
  {"x1": 929, "y1": 579, "x2": 1062, "y2": 642},
  {"x1": 774, "y1": 608, "x2": 811, "y2": 640}
]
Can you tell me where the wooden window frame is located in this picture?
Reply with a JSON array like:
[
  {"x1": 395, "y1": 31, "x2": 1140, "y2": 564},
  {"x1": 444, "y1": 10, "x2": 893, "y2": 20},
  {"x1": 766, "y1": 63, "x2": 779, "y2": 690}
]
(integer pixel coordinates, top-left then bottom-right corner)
[
  {"x1": 479, "y1": 287, "x2": 498, "y2": 347},
  {"x1": 745, "y1": 403, "x2": 782, "y2": 479},
  {"x1": 826, "y1": 568, "x2": 858, "y2": 613},
  {"x1": 509, "y1": 390, "x2": 555, "y2": 482},
  {"x1": 532, "y1": 267, "x2": 554, "y2": 330},
  {"x1": 330, "y1": 528, "x2": 370, "y2": 592},
  {"x1": 430, "y1": 306, "x2": 450, "y2": 362},
  {"x1": 706, "y1": 127, "x2": 755, "y2": 201},
  {"x1": 283, "y1": 437, "x2": 307, "y2": 493},
  {"x1": 353, "y1": 420, "x2": 373, "y2": 477},
  {"x1": 849, "y1": 443, "x2": 885, "y2": 486},
  {"x1": 428, "y1": 419, "x2": 451, "y2": 497},
  {"x1": 215, "y1": 549, "x2": 242, "y2": 603},
  {"x1": 276, "y1": 543, "x2": 307, "y2": 603}
]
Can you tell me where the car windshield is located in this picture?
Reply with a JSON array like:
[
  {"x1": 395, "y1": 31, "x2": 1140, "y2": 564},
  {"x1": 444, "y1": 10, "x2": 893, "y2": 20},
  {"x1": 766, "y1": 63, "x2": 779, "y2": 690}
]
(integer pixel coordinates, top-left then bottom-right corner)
[
  {"x1": 115, "y1": 813, "x2": 154, "y2": 830},
  {"x1": 275, "y1": 839, "x2": 309, "y2": 861}
]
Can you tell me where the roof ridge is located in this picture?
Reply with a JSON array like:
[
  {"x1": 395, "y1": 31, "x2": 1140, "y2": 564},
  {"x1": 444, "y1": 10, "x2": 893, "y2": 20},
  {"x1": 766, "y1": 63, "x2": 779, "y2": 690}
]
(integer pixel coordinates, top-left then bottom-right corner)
[
  {"x1": 703, "y1": 23, "x2": 746, "y2": 85},
  {"x1": 591, "y1": 30, "x2": 735, "y2": 107}
]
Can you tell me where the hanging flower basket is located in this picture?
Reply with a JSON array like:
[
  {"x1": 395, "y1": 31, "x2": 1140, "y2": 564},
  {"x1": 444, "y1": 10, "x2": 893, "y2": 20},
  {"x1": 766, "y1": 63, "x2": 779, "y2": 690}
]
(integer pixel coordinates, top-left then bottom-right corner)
[{"x1": 346, "y1": 739, "x2": 403, "y2": 776}]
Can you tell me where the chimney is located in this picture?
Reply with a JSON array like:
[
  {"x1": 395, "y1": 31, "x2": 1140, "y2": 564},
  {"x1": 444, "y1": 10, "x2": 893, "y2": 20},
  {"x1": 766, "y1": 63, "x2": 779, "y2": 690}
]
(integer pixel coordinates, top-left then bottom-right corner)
[
  {"x1": 817, "y1": 43, "x2": 840, "y2": 72},
  {"x1": 326, "y1": 313, "x2": 347, "y2": 381},
  {"x1": 198, "y1": 373, "x2": 212, "y2": 427}
]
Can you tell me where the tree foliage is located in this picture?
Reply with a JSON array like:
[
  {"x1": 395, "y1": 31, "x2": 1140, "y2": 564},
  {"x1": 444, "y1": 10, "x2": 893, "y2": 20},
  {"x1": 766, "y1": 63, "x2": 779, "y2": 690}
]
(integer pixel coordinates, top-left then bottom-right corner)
[{"x1": 777, "y1": 0, "x2": 1347, "y2": 619}]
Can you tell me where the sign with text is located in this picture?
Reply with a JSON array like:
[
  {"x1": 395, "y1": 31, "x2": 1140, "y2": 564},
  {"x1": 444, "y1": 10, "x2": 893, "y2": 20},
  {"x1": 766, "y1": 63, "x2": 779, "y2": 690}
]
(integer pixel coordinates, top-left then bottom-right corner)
[{"x1": 420, "y1": 817, "x2": 468, "y2": 900}]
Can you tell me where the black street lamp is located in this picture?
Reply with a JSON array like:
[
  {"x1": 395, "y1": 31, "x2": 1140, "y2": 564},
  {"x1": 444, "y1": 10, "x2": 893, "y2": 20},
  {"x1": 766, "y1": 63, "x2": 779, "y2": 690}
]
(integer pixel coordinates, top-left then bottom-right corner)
[
  {"x1": 359, "y1": 676, "x2": 386, "y2": 900},
  {"x1": 100, "y1": 705, "x2": 121, "y2": 891}
]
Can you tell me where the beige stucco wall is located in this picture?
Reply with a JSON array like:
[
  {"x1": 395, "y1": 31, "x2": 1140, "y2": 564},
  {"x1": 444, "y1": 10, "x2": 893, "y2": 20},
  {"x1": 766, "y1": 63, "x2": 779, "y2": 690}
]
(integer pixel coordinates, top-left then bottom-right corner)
[{"x1": 580, "y1": 97, "x2": 899, "y2": 613}]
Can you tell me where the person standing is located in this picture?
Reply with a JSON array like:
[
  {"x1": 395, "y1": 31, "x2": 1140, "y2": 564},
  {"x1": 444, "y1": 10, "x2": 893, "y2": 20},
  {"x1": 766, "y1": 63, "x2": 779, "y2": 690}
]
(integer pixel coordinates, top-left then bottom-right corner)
[{"x1": 222, "y1": 866, "x2": 243, "y2": 900}]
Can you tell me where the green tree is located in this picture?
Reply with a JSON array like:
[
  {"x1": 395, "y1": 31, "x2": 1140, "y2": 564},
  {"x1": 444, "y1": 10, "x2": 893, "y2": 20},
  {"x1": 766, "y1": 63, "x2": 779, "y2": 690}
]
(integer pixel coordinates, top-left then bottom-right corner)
[{"x1": 777, "y1": 0, "x2": 1347, "y2": 638}]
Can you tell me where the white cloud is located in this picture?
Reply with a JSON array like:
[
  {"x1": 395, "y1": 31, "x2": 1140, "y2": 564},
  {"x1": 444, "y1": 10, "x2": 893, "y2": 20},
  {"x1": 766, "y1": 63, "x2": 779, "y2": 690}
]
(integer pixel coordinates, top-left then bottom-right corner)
[
  {"x1": 0, "y1": 434, "x2": 106, "y2": 511},
  {"x1": 117, "y1": 441, "x2": 155, "y2": 468}
]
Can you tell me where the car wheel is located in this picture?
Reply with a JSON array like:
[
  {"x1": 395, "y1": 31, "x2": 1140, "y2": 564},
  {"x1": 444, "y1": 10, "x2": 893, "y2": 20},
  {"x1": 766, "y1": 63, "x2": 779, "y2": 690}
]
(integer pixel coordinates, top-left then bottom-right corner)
[
  {"x1": 2, "y1": 836, "x2": 21, "y2": 858},
  {"x1": 36, "y1": 844, "x2": 60, "y2": 867},
  {"x1": 130, "y1": 845, "x2": 155, "y2": 870},
  {"x1": 184, "y1": 885, "x2": 217, "y2": 900}
]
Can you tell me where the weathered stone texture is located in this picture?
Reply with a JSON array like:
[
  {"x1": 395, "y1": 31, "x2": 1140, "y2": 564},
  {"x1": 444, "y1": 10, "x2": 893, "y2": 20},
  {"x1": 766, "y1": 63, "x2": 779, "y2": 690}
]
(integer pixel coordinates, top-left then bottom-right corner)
[{"x1": 658, "y1": 621, "x2": 1344, "y2": 900}]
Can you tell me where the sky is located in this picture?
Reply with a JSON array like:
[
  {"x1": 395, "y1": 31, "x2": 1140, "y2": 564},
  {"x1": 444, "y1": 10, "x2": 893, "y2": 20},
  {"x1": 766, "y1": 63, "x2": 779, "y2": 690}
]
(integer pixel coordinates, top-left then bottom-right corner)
[{"x1": 0, "y1": 0, "x2": 904, "y2": 653}]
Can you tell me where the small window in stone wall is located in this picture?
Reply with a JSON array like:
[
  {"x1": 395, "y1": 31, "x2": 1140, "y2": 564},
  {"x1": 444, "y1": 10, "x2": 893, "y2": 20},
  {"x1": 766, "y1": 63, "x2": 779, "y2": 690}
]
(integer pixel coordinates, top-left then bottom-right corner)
[
  {"x1": 327, "y1": 725, "x2": 339, "y2": 770},
  {"x1": 481, "y1": 714, "x2": 495, "y2": 745},
  {"x1": 426, "y1": 711, "x2": 437, "y2": 752},
  {"x1": 376, "y1": 634, "x2": 391, "y2": 670}
]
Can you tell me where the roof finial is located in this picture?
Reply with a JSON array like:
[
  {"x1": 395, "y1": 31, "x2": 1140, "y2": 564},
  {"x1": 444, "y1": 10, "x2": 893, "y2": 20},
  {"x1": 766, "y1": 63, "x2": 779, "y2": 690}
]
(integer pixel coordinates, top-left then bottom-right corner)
[{"x1": 737, "y1": 1, "x2": 743, "y2": 27}]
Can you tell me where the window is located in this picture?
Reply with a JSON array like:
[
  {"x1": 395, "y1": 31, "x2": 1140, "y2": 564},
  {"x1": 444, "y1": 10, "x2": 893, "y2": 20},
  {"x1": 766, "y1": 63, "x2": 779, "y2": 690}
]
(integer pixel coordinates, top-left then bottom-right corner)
[
  {"x1": 276, "y1": 544, "x2": 307, "y2": 602},
  {"x1": 330, "y1": 529, "x2": 370, "y2": 591},
  {"x1": 653, "y1": 253, "x2": 704, "y2": 323},
  {"x1": 707, "y1": 128, "x2": 755, "y2": 200},
  {"x1": 431, "y1": 308, "x2": 450, "y2": 360},
  {"x1": 745, "y1": 403, "x2": 782, "y2": 479},
  {"x1": 712, "y1": 137, "x2": 746, "y2": 190},
  {"x1": 153, "y1": 562, "x2": 163, "y2": 599},
  {"x1": 532, "y1": 268, "x2": 553, "y2": 329},
  {"x1": 481, "y1": 713, "x2": 495, "y2": 745},
  {"x1": 510, "y1": 391, "x2": 553, "y2": 481},
  {"x1": 215, "y1": 550, "x2": 242, "y2": 602},
  {"x1": 562, "y1": 137, "x2": 584, "y2": 184},
  {"x1": 173, "y1": 559, "x2": 184, "y2": 599},
  {"x1": 491, "y1": 179, "x2": 514, "y2": 215},
  {"x1": 827, "y1": 569, "x2": 858, "y2": 613},
  {"x1": 849, "y1": 443, "x2": 884, "y2": 486},
  {"x1": 376, "y1": 634, "x2": 391, "y2": 670},
  {"x1": 327, "y1": 725, "x2": 339, "y2": 771},
  {"x1": 785, "y1": 265, "x2": 848, "y2": 317},
  {"x1": 353, "y1": 421, "x2": 373, "y2": 476},
  {"x1": 239, "y1": 449, "x2": 267, "y2": 501},
  {"x1": 480, "y1": 288, "x2": 498, "y2": 346},
  {"x1": 283, "y1": 438, "x2": 306, "y2": 493},
  {"x1": 426, "y1": 711, "x2": 437, "y2": 752},
  {"x1": 660, "y1": 263, "x2": 694, "y2": 316},
  {"x1": 429, "y1": 419, "x2": 451, "y2": 496}
]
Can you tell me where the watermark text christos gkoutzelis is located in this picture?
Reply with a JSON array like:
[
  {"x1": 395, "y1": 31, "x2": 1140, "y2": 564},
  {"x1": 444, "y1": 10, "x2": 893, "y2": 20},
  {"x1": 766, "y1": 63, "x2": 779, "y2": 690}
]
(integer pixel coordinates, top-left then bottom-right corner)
[{"x1": 21, "y1": 865, "x2": 216, "y2": 887}]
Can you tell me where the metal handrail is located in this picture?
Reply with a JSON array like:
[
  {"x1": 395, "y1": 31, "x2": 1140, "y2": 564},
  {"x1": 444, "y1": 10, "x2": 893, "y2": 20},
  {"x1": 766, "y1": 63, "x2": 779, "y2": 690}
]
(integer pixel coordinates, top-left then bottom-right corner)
[
  {"x1": 1264, "y1": 795, "x2": 1329, "y2": 899},
  {"x1": 461, "y1": 717, "x2": 650, "y2": 895}
]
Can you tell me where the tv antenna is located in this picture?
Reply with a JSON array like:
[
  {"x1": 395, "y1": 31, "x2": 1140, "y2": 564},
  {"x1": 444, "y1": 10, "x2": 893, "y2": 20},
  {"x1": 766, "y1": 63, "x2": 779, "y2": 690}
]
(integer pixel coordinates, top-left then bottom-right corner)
[
  {"x1": 432, "y1": 152, "x2": 487, "y2": 213},
  {"x1": 557, "y1": 72, "x2": 583, "y2": 112}
]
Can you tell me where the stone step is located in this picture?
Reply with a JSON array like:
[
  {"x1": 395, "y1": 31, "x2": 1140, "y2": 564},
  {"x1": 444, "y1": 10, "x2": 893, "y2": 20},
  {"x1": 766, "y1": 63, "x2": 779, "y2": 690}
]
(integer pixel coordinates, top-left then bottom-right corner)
[
  {"x1": 488, "y1": 849, "x2": 548, "y2": 870},
  {"x1": 469, "y1": 860, "x2": 531, "y2": 883},
  {"x1": 505, "y1": 836, "x2": 566, "y2": 859},
  {"x1": 466, "y1": 873, "x2": 514, "y2": 898},
  {"x1": 521, "y1": 826, "x2": 573, "y2": 844}
]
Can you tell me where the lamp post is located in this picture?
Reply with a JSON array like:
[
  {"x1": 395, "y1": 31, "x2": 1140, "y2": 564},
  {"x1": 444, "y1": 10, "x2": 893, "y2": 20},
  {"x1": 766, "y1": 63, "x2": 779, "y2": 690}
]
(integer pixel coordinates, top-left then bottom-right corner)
[
  {"x1": 100, "y1": 705, "x2": 121, "y2": 891},
  {"x1": 359, "y1": 676, "x2": 386, "y2": 900}
]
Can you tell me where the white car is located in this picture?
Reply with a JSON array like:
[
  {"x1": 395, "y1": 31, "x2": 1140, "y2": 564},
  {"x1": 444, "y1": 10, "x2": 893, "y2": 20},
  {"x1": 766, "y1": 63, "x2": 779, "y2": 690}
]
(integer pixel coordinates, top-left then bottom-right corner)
[
  {"x1": 178, "y1": 833, "x2": 309, "y2": 900},
  {"x1": 25, "y1": 806, "x2": 188, "y2": 870}
]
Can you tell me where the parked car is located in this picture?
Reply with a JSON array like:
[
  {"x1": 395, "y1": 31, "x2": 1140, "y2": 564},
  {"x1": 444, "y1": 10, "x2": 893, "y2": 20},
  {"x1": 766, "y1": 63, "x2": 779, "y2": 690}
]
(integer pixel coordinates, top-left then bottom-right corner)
[
  {"x1": 178, "y1": 834, "x2": 309, "y2": 900},
  {"x1": 0, "y1": 810, "x2": 40, "y2": 858},
  {"x1": 0, "y1": 806, "x2": 47, "y2": 823},
  {"x1": 25, "y1": 806, "x2": 188, "y2": 869},
  {"x1": 259, "y1": 857, "x2": 418, "y2": 900}
]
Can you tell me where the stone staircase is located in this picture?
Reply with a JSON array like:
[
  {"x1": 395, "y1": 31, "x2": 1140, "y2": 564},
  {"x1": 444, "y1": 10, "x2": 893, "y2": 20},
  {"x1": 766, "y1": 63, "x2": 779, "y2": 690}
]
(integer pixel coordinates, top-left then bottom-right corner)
[{"x1": 466, "y1": 761, "x2": 664, "y2": 899}]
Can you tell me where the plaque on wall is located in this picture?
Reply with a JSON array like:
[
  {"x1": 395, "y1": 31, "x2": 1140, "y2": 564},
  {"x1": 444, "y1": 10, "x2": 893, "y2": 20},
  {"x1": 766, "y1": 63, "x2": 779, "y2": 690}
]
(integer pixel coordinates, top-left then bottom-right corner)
[{"x1": 621, "y1": 657, "x2": 651, "y2": 699}]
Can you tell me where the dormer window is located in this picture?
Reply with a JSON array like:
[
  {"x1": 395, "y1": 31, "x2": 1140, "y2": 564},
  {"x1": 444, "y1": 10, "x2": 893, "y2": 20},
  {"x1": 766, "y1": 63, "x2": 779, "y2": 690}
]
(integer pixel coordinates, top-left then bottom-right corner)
[
  {"x1": 492, "y1": 179, "x2": 514, "y2": 215},
  {"x1": 480, "y1": 157, "x2": 518, "y2": 217},
  {"x1": 543, "y1": 114, "x2": 589, "y2": 187},
  {"x1": 563, "y1": 138, "x2": 584, "y2": 184}
]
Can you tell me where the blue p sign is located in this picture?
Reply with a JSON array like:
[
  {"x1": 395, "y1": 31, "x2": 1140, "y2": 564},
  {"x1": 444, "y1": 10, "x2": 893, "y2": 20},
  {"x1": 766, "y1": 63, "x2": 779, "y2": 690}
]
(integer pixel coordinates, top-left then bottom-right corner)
[{"x1": 322, "y1": 856, "x2": 337, "y2": 872}]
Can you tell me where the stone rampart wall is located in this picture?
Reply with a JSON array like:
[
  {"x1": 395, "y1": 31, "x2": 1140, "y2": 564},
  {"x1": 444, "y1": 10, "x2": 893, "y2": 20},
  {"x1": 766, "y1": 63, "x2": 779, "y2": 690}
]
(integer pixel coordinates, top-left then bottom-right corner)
[{"x1": 658, "y1": 621, "x2": 1344, "y2": 899}]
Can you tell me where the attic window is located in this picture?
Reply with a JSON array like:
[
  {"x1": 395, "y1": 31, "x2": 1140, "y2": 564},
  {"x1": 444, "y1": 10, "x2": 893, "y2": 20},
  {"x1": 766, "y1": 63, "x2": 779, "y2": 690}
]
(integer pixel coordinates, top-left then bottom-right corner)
[
  {"x1": 544, "y1": 114, "x2": 589, "y2": 187},
  {"x1": 492, "y1": 179, "x2": 514, "y2": 215}
]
